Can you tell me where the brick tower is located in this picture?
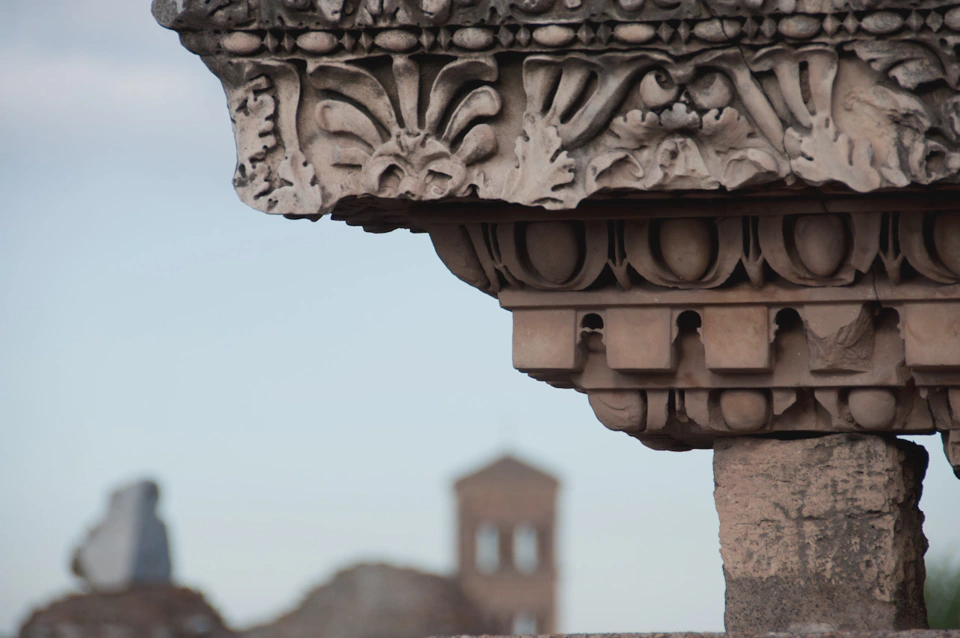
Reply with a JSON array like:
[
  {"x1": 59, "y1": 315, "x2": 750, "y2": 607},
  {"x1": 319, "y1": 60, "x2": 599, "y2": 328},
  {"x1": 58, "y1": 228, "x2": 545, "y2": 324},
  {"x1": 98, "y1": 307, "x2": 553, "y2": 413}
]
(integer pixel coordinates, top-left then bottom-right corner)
[{"x1": 454, "y1": 454, "x2": 559, "y2": 634}]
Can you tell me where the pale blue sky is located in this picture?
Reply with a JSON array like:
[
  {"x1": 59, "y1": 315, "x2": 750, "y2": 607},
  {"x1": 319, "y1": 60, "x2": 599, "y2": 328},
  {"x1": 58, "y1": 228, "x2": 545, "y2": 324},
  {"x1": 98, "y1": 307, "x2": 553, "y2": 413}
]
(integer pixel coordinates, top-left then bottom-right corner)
[{"x1": 0, "y1": 2, "x2": 957, "y2": 635}]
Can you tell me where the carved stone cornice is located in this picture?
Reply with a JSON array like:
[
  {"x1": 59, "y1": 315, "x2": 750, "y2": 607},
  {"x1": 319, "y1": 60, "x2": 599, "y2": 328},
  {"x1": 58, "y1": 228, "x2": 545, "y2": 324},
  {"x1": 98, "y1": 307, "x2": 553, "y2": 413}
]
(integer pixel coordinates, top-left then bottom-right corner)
[
  {"x1": 154, "y1": 0, "x2": 960, "y2": 475},
  {"x1": 421, "y1": 209, "x2": 960, "y2": 466},
  {"x1": 156, "y1": 0, "x2": 960, "y2": 220},
  {"x1": 154, "y1": 0, "x2": 960, "y2": 32}
]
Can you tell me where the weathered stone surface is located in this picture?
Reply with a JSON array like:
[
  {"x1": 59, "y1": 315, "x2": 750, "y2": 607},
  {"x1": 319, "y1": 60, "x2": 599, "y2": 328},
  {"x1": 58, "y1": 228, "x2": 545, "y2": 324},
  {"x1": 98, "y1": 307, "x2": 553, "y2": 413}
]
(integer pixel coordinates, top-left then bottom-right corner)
[
  {"x1": 156, "y1": 0, "x2": 960, "y2": 219},
  {"x1": 71, "y1": 480, "x2": 171, "y2": 593},
  {"x1": 18, "y1": 585, "x2": 233, "y2": 638},
  {"x1": 714, "y1": 434, "x2": 929, "y2": 632},
  {"x1": 155, "y1": 0, "x2": 960, "y2": 470}
]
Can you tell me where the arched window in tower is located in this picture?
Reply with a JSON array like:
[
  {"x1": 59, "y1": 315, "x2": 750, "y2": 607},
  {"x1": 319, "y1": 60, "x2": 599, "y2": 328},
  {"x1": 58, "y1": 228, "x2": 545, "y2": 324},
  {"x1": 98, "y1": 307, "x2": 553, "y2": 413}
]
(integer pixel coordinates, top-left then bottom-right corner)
[
  {"x1": 475, "y1": 522, "x2": 499, "y2": 573},
  {"x1": 513, "y1": 611, "x2": 538, "y2": 634},
  {"x1": 513, "y1": 522, "x2": 539, "y2": 573}
]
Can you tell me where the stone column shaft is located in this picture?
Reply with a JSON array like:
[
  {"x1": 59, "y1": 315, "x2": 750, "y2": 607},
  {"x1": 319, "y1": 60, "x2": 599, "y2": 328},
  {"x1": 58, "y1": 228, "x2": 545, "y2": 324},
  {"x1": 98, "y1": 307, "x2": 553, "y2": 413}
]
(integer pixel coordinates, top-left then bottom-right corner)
[{"x1": 714, "y1": 433, "x2": 929, "y2": 632}]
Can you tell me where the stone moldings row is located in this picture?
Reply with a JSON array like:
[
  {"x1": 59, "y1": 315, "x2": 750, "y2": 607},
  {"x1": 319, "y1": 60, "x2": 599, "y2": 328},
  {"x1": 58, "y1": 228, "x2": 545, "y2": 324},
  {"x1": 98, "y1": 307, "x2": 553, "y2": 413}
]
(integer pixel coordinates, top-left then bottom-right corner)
[
  {"x1": 428, "y1": 212, "x2": 960, "y2": 293},
  {"x1": 153, "y1": 0, "x2": 960, "y2": 30},
  {"x1": 593, "y1": 385, "x2": 960, "y2": 466},
  {"x1": 186, "y1": 12, "x2": 960, "y2": 56},
  {"x1": 503, "y1": 297, "x2": 960, "y2": 459},
  {"x1": 585, "y1": 385, "x2": 933, "y2": 441}
]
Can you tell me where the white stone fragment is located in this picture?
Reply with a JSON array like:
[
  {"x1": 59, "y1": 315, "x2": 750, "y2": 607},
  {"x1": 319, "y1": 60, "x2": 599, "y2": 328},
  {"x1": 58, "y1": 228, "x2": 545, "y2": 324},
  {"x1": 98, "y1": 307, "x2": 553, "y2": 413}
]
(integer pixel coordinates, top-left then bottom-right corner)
[{"x1": 71, "y1": 480, "x2": 171, "y2": 592}]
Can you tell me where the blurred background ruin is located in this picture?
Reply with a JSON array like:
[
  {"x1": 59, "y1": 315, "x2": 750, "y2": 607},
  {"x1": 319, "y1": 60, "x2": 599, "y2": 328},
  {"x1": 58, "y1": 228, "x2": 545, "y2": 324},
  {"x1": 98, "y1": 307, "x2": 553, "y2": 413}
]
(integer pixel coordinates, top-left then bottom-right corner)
[{"x1": 17, "y1": 455, "x2": 559, "y2": 637}]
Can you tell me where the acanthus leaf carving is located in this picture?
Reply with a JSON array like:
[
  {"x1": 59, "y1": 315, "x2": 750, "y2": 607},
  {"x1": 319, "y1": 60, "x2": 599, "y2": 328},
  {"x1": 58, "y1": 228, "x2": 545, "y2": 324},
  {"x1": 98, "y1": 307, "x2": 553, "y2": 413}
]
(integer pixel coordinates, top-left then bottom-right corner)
[
  {"x1": 750, "y1": 46, "x2": 884, "y2": 192},
  {"x1": 583, "y1": 49, "x2": 791, "y2": 195},
  {"x1": 500, "y1": 114, "x2": 578, "y2": 208},
  {"x1": 783, "y1": 111, "x2": 883, "y2": 192},
  {"x1": 803, "y1": 304, "x2": 876, "y2": 373},
  {"x1": 587, "y1": 103, "x2": 788, "y2": 194},
  {"x1": 845, "y1": 40, "x2": 949, "y2": 91},
  {"x1": 153, "y1": 0, "x2": 253, "y2": 28},
  {"x1": 219, "y1": 60, "x2": 323, "y2": 216}
]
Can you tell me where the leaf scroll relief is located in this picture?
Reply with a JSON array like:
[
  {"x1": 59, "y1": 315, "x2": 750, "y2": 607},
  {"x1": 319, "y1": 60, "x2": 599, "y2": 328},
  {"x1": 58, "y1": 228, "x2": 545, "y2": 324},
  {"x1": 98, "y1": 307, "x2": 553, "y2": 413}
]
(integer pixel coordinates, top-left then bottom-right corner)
[
  {"x1": 499, "y1": 50, "x2": 794, "y2": 208},
  {"x1": 212, "y1": 45, "x2": 960, "y2": 217},
  {"x1": 219, "y1": 60, "x2": 323, "y2": 216},
  {"x1": 500, "y1": 46, "x2": 960, "y2": 209},
  {"x1": 307, "y1": 56, "x2": 501, "y2": 209}
]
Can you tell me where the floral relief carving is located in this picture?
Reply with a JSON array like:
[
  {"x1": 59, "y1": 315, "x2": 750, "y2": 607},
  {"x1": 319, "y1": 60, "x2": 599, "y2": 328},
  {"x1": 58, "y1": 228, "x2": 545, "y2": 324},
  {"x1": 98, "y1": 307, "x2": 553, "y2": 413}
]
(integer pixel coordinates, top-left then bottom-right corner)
[
  {"x1": 493, "y1": 42, "x2": 960, "y2": 208},
  {"x1": 501, "y1": 53, "x2": 657, "y2": 209},
  {"x1": 160, "y1": 0, "x2": 960, "y2": 220},
  {"x1": 587, "y1": 100, "x2": 788, "y2": 193},
  {"x1": 219, "y1": 61, "x2": 323, "y2": 216},
  {"x1": 751, "y1": 46, "x2": 882, "y2": 192},
  {"x1": 499, "y1": 115, "x2": 578, "y2": 208},
  {"x1": 308, "y1": 57, "x2": 501, "y2": 204},
  {"x1": 202, "y1": 43, "x2": 960, "y2": 219},
  {"x1": 586, "y1": 50, "x2": 791, "y2": 195}
]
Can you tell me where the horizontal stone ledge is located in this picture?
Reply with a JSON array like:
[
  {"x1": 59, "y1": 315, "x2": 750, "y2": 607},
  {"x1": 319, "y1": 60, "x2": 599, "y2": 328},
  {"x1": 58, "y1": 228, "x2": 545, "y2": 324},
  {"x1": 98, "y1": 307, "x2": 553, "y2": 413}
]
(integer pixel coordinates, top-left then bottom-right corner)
[
  {"x1": 164, "y1": 39, "x2": 960, "y2": 218},
  {"x1": 405, "y1": 192, "x2": 960, "y2": 225},
  {"x1": 341, "y1": 192, "x2": 960, "y2": 233},
  {"x1": 153, "y1": 0, "x2": 960, "y2": 36},
  {"x1": 498, "y1": 281, "x2": 960, "y2": 308}
]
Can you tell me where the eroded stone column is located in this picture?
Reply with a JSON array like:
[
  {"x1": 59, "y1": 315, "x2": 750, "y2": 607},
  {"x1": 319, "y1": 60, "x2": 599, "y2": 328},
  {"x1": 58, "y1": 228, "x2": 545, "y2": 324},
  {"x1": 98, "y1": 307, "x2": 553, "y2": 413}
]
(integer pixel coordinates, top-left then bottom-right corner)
[{"x1": 714, "y1": 434, "x2": 928, "y2": 632}]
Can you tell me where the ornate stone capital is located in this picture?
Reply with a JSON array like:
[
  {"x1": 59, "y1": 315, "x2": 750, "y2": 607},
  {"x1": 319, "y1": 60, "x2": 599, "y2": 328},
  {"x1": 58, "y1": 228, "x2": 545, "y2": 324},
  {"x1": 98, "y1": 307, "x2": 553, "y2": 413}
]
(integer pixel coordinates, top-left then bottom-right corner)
[
  {"x1": 424, "y1": 209, "x2": 960, "y2": 462},
  {"x1": 155, "y1": 0, "x2": 960, "y2": 474}
]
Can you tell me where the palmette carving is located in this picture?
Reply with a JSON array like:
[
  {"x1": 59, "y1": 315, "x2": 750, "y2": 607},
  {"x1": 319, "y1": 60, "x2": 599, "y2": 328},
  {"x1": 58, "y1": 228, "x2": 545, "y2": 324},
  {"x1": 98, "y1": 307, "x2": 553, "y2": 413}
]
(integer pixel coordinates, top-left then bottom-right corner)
[{"x1": 309, "y1": 57, "x2": 500, "y2": 202}]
